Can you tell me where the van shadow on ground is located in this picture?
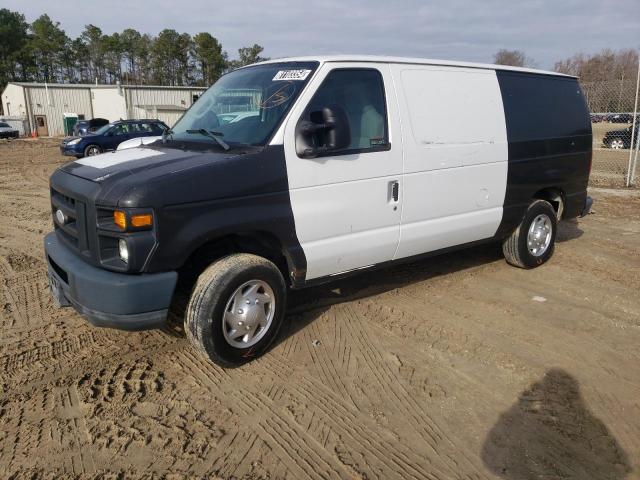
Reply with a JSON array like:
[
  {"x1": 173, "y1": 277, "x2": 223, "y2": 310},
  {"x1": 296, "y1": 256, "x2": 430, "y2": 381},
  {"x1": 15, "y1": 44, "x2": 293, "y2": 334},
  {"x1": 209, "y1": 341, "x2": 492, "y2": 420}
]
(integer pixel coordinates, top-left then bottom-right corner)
[
  {"x1": 556, "y1": 218, "x2": 584, "y2": 243},
  {"x1": 276, "y1": 240, "x2": 504, "y2": 348},
  {"x1": 482, "y1": 369, "x2": 632, "y2": 480},
  {"x1": 277, "y1": 219, "x2": 583, "y2": 347}
]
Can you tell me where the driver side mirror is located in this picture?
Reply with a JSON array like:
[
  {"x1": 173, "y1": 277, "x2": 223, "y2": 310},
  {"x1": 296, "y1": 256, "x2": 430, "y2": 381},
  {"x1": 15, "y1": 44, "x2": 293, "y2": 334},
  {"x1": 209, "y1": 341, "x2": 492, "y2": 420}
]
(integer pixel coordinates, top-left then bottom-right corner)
[{"x1": 295, "y1": 105, "x2": 351, "y2": 158}]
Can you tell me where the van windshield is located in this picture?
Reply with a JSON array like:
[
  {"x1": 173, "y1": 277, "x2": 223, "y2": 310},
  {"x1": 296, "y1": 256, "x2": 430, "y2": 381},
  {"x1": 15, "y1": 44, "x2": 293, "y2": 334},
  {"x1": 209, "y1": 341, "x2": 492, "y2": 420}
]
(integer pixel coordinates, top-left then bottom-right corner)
[{"x1": 169, "y1": 61, "x2": 318, "y2": 147}]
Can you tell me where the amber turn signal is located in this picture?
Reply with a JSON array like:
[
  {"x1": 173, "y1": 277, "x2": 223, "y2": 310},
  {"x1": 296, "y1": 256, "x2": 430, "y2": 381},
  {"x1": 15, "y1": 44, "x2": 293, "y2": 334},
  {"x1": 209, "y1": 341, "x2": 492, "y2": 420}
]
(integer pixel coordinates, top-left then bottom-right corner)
[
  {"x1": 131, "y1": 213, "x2": 153, "y2": 228},
  {"x1": 114, "y1": 210, "x2": 126, "y2": 229}
]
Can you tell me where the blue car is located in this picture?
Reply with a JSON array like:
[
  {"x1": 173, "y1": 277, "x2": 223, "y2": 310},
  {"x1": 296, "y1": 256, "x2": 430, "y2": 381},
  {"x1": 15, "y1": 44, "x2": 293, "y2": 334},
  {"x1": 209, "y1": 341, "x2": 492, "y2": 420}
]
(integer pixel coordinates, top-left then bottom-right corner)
[
  {"x1": 72, "y1": 118, "x2": 109, "y2": 136},
  {"x1": 60, "y1": 119, "x2": 168, "y2": 158}
]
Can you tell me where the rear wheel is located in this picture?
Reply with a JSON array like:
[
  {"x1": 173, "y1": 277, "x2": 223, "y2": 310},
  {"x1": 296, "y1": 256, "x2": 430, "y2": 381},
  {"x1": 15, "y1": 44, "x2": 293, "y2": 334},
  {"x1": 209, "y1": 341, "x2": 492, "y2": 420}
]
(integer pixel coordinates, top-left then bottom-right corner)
[
  {"x1": 184, "y1": 254, "x2": 286, "y2": 367},
  {"x1": 84, "y1": 144, "x2": 101, "y2": 157},
  {"x1": 503, "y1": 200, "x2": 557, "y2": 269}
]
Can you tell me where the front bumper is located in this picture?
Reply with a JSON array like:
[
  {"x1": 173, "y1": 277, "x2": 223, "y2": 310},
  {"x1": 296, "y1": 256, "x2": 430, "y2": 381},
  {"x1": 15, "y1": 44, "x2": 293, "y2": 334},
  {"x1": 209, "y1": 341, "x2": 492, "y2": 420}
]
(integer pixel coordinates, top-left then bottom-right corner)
[
  {"x1": 0, "y1": 131, "x2": 19, "y2": 139},
  {"x1": 44, "y1": 232, "x2": 177, "y2": 330},
  {"x1": 60, "y1": 144, "x2": 82, "y2": 157}
]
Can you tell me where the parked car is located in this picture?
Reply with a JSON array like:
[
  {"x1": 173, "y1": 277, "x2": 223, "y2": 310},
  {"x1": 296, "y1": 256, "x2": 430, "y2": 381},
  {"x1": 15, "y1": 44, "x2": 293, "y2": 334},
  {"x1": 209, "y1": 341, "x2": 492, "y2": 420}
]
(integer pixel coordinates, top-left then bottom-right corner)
[
  {"x1": 603, "y1": 124, "x2": 639, "y2": 149},
  {"x1": 45, "y1": 56, "x2": 593, "y2": 367},
  {"x1": 72, "y1": 118, "x2": 109, "y2": 136},
  {"x1": 609, "y1": 113, "x2": 633, "y2": 123},
  {"x1": 0, "y1": 121, "x2": 19, "y2": 139},
  {"x1": 60, "y1": 119, "x2": 168, "y2": 158},
  {"x1": 590, "y1": 114, "x2": 605, "y2": 123}
]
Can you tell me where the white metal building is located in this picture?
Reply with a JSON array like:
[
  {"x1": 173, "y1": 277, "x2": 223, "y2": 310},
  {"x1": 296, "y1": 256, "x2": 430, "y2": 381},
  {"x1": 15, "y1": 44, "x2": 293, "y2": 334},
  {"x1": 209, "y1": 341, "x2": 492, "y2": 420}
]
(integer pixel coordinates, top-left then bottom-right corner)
[{"x1": 1, "y1": 82, "x2": 206, "y2": 136}]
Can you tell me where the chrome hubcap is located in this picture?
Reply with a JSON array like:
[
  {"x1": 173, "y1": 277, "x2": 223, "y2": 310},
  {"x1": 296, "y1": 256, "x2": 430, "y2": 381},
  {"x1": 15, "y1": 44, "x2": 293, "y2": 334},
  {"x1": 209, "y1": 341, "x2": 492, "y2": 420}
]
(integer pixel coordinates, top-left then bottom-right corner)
[
  {"x1": 222, "y1": 280, "x2": 275, "y2": 348},
  {"x1": 87, "y1": 147, "x2": 99, "y2": 156},
  {"x1": 527, "y1": 214, "x2": 552, "y2": 257},
  {"x1": 611, "y1": 139, "x2": 624, "y2": 149}
]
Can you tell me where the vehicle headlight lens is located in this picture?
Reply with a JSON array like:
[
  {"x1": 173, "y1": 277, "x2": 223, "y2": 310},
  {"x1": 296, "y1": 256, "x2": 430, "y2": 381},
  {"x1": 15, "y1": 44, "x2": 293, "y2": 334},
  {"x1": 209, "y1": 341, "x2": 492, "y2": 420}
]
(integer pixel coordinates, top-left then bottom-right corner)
[
  {"x1": 119, "y1": 239, "x2": 129, "y2": 263},
  {"x1": 68, "y1": 138, "x2": 81, "y2": 145}
]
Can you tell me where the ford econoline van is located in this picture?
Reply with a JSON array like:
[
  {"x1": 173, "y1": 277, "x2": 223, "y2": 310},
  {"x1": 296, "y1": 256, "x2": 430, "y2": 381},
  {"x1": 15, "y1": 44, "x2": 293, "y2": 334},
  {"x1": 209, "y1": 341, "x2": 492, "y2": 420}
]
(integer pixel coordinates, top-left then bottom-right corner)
[{"x1": 45, "y1": 56, "x2": 593, "y2": 366}]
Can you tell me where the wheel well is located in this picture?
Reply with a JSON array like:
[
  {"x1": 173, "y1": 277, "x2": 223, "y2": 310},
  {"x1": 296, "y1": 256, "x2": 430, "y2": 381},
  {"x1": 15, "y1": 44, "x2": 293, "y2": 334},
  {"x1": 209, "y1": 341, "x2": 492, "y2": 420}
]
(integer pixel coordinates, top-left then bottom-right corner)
[
  {"x1": 178, "y1": 232, "x2": 291, "y2": 288},
  {"x1": 532, "y1": 188, "x2": 565, "y2": 219}
]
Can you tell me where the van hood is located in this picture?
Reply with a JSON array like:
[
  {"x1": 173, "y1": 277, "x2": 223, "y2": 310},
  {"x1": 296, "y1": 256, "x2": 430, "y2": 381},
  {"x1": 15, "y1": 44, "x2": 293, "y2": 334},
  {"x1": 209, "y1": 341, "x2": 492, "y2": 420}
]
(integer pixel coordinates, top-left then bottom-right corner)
[{"x1": 60, "y1": 145, "x2": 236, "y2": 183}]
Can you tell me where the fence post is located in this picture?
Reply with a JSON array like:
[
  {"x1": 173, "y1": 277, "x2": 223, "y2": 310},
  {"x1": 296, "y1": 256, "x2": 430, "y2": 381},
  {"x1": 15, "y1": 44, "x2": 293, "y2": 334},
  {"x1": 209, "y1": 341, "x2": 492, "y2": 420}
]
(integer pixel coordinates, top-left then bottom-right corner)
[
  {"x1": 626, "y1": 61, "x2": 640, "y2": 187},
  {"x1": 632, "y1": 126, "x2": 640, "y2": 185}
]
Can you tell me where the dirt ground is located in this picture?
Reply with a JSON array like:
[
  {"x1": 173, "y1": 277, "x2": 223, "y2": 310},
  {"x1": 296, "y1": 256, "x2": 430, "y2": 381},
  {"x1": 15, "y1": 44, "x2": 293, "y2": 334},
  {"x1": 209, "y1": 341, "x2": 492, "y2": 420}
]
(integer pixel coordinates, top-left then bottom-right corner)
[{"x1": 1, "y1": 138, "x2": 639, "y2": 479}]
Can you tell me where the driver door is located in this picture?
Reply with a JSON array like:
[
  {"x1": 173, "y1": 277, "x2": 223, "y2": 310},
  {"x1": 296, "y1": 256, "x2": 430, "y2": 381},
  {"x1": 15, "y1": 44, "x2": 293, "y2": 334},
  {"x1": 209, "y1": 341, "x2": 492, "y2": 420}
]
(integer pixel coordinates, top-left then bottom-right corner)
[
  {"x1": 282, "y1": 63, "x2": 403, "y2": 281},
  {"x1": 106, "y1": 123, "x2": 131, "y2": 150}
]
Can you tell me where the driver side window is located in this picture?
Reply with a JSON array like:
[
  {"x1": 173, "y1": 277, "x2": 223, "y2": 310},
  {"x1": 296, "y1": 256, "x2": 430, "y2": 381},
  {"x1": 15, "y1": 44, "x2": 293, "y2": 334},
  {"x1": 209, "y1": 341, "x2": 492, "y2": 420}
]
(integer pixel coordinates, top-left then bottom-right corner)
[
  {"x1": 111, "y1": 124, "x2": 129, "y2": 136},
  {"x1": 305, "y1": 68, "x2": 388, "y2": 152}
]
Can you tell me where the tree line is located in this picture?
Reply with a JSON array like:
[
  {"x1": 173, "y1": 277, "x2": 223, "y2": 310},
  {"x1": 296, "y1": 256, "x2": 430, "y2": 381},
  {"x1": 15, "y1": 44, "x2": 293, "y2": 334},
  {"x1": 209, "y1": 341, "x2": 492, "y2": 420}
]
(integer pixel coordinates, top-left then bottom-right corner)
[
  {"x1": 0, "y1": 8, "x2": 268, "y2": 92},
  {"x1": 494, "y1": 48, "x2": 639, "y2": 84}
]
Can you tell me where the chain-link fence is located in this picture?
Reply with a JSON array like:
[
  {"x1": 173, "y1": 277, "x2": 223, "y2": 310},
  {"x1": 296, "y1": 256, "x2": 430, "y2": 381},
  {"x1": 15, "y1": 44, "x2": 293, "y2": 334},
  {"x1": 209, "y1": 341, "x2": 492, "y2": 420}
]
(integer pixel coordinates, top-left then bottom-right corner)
[{"x1": 582, "y1": 73, "x2": 640, "y2": 187}]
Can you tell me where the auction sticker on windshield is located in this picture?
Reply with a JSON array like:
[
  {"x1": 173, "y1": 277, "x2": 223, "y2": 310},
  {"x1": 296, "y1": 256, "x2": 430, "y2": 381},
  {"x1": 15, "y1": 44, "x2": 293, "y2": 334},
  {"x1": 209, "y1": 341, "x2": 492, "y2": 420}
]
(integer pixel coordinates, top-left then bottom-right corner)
[{"x1": 272, "y1": 69, "x2": 312, "y2": 81}]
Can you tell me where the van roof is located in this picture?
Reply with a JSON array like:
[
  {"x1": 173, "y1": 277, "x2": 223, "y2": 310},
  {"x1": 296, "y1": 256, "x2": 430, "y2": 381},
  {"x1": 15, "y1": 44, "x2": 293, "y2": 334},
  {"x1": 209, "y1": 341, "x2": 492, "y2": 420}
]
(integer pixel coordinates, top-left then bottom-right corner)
[{"x1": 253, "y1": 55, "x2": 574, "y2": 78}]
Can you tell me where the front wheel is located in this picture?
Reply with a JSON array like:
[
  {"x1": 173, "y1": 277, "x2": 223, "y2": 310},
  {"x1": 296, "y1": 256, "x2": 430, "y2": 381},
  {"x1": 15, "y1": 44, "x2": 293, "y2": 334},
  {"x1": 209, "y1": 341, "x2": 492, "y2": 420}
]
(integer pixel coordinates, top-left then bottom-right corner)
[
  {"x1": 84, "y1": 144, "x2": 102, "y2": 157},
  {"x1": 184, "y1": 254, "x2": 287, "y2": 367},
  {"x1": 502, "y1": 199, "x2": 557, "y2": 269}
]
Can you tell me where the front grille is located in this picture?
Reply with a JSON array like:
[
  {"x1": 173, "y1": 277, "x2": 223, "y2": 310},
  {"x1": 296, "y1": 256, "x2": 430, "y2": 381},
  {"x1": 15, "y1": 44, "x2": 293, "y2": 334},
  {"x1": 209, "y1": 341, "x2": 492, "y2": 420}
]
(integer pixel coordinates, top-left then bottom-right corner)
[{"x1": 51, "y1": 187, "x2": 88, "y2": 252}]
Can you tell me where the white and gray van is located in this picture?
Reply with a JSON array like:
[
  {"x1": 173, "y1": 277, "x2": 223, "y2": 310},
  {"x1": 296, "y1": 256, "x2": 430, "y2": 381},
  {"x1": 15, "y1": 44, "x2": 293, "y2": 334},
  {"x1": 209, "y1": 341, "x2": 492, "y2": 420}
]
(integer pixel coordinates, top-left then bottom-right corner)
[{"x1": 45, "y1": 56, "x2": 593, "y2": 366}]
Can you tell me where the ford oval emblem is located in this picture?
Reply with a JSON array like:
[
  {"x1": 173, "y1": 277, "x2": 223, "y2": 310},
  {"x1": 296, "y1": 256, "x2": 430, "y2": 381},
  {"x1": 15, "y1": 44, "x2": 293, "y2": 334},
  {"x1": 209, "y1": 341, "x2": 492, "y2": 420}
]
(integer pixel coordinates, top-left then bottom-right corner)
[{"x1": 55, "y1": 209, "x2": 66, "y2": 225}]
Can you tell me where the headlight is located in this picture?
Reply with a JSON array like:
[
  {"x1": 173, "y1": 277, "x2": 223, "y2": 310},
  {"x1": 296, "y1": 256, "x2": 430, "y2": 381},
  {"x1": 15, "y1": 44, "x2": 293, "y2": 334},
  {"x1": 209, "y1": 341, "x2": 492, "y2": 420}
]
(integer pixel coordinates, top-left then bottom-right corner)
[
  {"x1": 118, "y1": 239, "x2": 129, "y2": 263},
  {"x1": 67, "y1": 138, "x2": 81, "y2": 145}
]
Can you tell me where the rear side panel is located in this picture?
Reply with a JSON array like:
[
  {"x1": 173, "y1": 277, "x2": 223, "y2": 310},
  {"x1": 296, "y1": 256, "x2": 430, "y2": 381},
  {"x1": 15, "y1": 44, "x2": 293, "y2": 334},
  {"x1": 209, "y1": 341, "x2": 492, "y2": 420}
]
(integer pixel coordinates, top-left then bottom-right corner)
[
  {"x1": 495, "y1": 71, "x2": 592, "y2": 238},
  {"x1": 391, "y1": 64, "x2": 508, "y2": 260}
]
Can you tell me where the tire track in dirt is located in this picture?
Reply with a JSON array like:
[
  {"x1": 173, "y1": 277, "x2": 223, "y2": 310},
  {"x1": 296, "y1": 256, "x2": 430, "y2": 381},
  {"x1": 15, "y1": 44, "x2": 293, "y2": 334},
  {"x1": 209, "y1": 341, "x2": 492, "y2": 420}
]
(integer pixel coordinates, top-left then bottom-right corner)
[
  {"x1": 1, "y1": 331, "x2": 99, "y2": 380},
  {"x1": 3, "y1": 328, "x2": 182, "y2": 398},
  {"x1": 174, "y1": 347, "x2": 366, "y2": 479},
  {"x1": 263, "y1": 352, "x2": 453, "y2": 480},
  {"x1": 53, "y1": 385, "x2": 96, "y2": 475},
  {"x1": 340, "y1": 303, "x2": 487, "y2": 476},
  {"x1": 390, "y1": 272, "x2": 640, "y2": 390}
]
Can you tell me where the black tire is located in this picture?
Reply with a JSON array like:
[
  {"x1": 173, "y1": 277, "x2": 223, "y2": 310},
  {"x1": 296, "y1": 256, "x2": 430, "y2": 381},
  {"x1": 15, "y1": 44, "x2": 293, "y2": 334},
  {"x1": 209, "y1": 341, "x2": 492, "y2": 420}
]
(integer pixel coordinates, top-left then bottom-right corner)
[
  {"x1": 502, "y1": 199, "x2": 557, "y2": 269},
  {"x1": 184, "y1": 254, "x2": 287, "y2": 367},
  {"x1": 84, "y1": 144, "x2": 102, "y2": 157}
]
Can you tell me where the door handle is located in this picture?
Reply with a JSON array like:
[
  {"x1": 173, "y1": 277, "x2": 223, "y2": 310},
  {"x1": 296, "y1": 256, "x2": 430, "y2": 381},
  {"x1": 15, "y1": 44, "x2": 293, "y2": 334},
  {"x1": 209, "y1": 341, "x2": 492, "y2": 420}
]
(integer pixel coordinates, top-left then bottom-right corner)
[{"x1": 391, "y1": 181, "x2": 399, "y2": 202}]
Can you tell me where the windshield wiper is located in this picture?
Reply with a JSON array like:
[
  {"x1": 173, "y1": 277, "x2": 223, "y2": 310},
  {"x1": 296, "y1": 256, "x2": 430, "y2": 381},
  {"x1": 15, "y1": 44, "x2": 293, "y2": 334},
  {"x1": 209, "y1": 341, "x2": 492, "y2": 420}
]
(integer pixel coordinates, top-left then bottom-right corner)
[{"x1": 186, "y1": 129, "x2": 230, "y2": 151}]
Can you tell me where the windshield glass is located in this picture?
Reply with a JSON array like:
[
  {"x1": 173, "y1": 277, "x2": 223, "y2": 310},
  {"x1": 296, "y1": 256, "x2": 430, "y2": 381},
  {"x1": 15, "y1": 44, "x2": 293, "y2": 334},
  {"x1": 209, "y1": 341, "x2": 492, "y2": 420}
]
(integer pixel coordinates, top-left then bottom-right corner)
[
  {"x1": 0, "y1": 122, "x2": 10, "y2": 128},
  {"x1": 170, "y1": 61, "x2": 318, "y2": 147},
  {"x1": 93, "y1": 123, "x2": 114, "y2": 135}
]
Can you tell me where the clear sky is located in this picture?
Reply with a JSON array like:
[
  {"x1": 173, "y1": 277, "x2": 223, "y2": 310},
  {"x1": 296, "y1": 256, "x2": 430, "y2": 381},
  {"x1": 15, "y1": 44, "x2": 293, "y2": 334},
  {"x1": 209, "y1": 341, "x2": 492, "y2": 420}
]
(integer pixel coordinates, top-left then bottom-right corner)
[{"x1": 3, "y1": 0, "x2": 639, "y2": 69}]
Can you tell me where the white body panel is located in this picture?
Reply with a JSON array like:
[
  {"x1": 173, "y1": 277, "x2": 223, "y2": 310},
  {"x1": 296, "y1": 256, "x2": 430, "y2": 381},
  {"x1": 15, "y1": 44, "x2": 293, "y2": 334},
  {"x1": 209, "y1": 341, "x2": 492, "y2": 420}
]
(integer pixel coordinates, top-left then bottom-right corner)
[
  {"x1": 278, "y1": 58, "x2": 510, "y2": 281},
  {"x1": 283, "y1": 62, "x2": 404, "y2": 280},
  {"x1": 391, "y1": 64, "x2": 508, "y2": 259}
]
